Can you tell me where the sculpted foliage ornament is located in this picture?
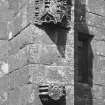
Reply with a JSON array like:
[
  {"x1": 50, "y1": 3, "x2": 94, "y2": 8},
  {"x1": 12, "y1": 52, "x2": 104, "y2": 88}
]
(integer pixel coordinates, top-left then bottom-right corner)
[
  {"x1": 33, "y1": 0, "x2": 72, "y2": 27},
  {"x1": 39, "y1": 84, "x2": 65, "y2": 101}
]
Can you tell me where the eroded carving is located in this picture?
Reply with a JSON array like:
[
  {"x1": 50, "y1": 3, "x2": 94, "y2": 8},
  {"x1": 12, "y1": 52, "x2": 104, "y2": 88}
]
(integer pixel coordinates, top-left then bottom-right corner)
[
  {"x1": 38, "y1": 84, "x2": 65, "y2": 101},
  {"x1": 33, "y1": 0, "x2": 72, "y2": 26}
]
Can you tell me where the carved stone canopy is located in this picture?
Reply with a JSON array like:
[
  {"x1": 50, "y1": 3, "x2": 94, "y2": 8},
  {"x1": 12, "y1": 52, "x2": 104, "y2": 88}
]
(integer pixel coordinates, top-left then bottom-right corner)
[{"x1": 33, "y1": 0, "x2": 72, "y2": 27}]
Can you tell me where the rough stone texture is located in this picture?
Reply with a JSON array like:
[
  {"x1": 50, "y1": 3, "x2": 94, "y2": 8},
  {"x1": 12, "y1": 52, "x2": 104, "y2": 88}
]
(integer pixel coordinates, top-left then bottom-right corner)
[
  {"x1": 0, "y1": 21, "x2": 8, "y2": 40},
  {"x1": 0, "y1": 0, "x2": 104, "y2": 105},
  {"x1": 75, "y1": 0, "x2": 105, "y2": 105},
  {"x1": 0, "y1": 40, "x2": 8, "y2": 61},
  {"x1": 87, "y1": 0, "x2": 105, "y2": 17},
  {"x1": 0, "y1": 0, "x2": 74, "y2": 105}
]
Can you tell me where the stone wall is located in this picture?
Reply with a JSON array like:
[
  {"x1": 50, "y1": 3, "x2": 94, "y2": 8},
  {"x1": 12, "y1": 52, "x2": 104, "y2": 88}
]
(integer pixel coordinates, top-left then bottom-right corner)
[
  {"x1": 75, "y1": 0, "x2": 105, "y2": 105},
  {"x1": 0, "y1": 0, "x2": 105, "y2": 105},
  {"x1": 0, "y1": 0, "x2": 74, "y2": 105}
]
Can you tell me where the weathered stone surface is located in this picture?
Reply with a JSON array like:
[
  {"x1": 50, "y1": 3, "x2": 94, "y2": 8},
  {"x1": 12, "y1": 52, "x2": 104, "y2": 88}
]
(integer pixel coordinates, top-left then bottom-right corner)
[
  {"x1": 6, "y1": 0, "x2": 30, "y2": 37},
  {"x1": 86, "y1": 12, "x2": 105, "y2": 29},
  {"x1": 93, "y1": 98, "x2": 105, "y2": 105},
  {"x1": 0, "y1": 75, "x2": 9, "y2": 96},
  {"x1": 9, "y1": 65, "x2": 30, "y2": 89},
  {"x1": 0, "y1": 40, "x2": 8, "y2": 61},
  {"x1": 75, "y1": 0, "x2": 105, "y2": 17},
  {"x1": 26, "y1": 44, "x2": 74, "y2": 66},
  {"x1": 26, "y1": 44, "x2": 40, "y2": 64},
  {"x1": 8, "y1": 24, "x2": 54, "y2": 55},
  {"x1": 94, "y1": 55, "x2": 105, "y2": 72},
  {"x1": 0, "y1": 21, "x2": 8, "y2": 40},
  {"x1": 8, "y1": 87, "x2": 21, "y2": 105},
  {"x1": 0, "y1": 91, "x2": 8, "y2": 105},
  {"x1": 8, "y1": 47, "x2": 27, "y2": 72},
  {"x1": 39, "y1": 45, "x2": 61, "y2": 65},
  {"x1": 93, "y1": 72, "x2": 105, "y2": 85},
  {"x1": 95, "y1": 41, "x2": 105, "y2": 56},
  {"x1": 76, "y1": 10, "x2": 105, "y2": 31},
  {"x1": 8, "y1": 83, "x2": 42, "y2": 105},
  {"x1": 66, "y1": 30, "x2": 74, "y2": 46},
  {"x1": 45, "y1": 66, "x2": 74, "y2": 85},
  {"x1": 10, "y1": 12, "x2": 23, "y2": 36},
  {"x1": 0, "y1": 1, "x2": 12, "y2": 21},
  {"x1": 8, "y1": 0, "x2": 19, "y2": 13},
  {"x1": 0, "y1": 0, "x2": 74, "y2": 105},
  {"x1": 28, "y1": 64, "x2": 46, "y2": 84},
  {"x1": 77, "y1": 23, "x2": 105, "y2": 40},
  {"x1": 8, "y1": 42, "x2": 74, "y2": 73},
  {"x1": 19, "y1": 84, "x2": 32, "y2": 105},
  {"x1": 66, "y1": 85, "x2": 74, "y2": 105},
  {"x1": 27, "y1": 0, "x2": 34, "y2": 24},
  {"x1": 87, "y1": 0, "x2": 105, "y2": 16},
  {"x1": 0, "y1": 61, "x2": 9, "y2": 78},
  {"x1": 19, "y1": 84, "x2": 41, "y2": 105},
  {"x1": 28, "y1": 64, "x2": 73, "y2": 85},
  {"x1": 92, "y1": 85, "x2": 105, "y2": 99}
]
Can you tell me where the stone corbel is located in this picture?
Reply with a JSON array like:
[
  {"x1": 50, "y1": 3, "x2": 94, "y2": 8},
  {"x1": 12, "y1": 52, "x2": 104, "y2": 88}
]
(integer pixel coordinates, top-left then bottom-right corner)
[{"x1": 33, "y1": 0, "x2": 72, "y2": 27}]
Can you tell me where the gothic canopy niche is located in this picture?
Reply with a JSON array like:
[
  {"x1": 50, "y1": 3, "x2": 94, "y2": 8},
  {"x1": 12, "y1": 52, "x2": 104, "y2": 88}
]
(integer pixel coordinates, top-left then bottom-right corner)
[{"x1": 33, "y1": 0, "x2": 72, "y2": 27}]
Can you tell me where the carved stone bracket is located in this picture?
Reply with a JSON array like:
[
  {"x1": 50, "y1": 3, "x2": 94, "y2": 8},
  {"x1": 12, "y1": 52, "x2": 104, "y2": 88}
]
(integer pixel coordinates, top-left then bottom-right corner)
[
  {"x1": 48, "y1": 84, "x2": 65, "y2": 100},
  {"x1": 38, "y1": 83, "x2": 65, "y2": 101},
  {"x1": 33, "y1": 0, "x2": 72, "y2": 27}
]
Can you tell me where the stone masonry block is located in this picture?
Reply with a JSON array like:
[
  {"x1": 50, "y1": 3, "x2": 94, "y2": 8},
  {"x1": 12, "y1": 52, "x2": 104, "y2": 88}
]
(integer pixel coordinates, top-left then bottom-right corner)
[
  {"x1": 87, "y1": 0, "x2": 105, "y2": 16},
  {"x1": 77, "y1": 22, "x2": 105, "y2": 40},
  {"x1": 8, "y1": 24, "x2": 53, "y2": 54},
  {"x1": 93, "y1": 98, "x2": 105, "y2": 105},
  {"x1": 94, "y1": 55, "x2": 105, "y2": 72},
  {"x1": 8, "y1": 47, "x2": 27, "y2": 72},
  {"x1": 86, "y1": 12, "x2": 105, "y2": 29},
  {"x1": 26, "y1": 44, "x2": 40, "y2": 64},
  {"x1": 39, "y1": 45, "x2": 73, "y2": 66},
  {"x1": 66, "y1": 85, "x2": 74, "y2": 105},
  {"x1": 19, "y1": 84, "x2": 33, "y2": 105},
  {"x1": 28, "y1": 64, "x2": 74, "y2": 85},
  {"x1": 27, "y1": 44, "x2": 62, "y2": 65},
  {"x1": 0, "y1": 21, "x2": 8, "y2": 40},
  {"x1": 39, "y1": 45, "x2": 61, "y2": 65},
  {"x1": 9, "y1": 80, "x2": 42, "y2": 105},
  {"x1": 26, "y1": 43, "x2": 74, "y2": 66},
  {"x1": 65, "y1": 45, "x2": 74, "y2": 59},
  {"x1": 66, "y1": 30, "x2": 74, "y2": 46},
  {"x1": 0, "y1": 75, "x2": 9, "y2": 95},
  {"x1": 93, "y1": 72, "x2": 105, "y2": 85},
  {"x1": 27, "y1": 0, "x2": 35, "y2": 23},
  {"x1": 21, "y1": 84, "x2": 42, "y2": 105},
  {"x1": 9, "y1": 65, "x2": 32, "y2": 90},
  {"x1": 28, "y1": 64, "x2": 46, "y2": 84},
  {"x1": 10, "y1": 66, "x2": 30, "y2": 88},
  {"x1": 8, "y1": 0, "x2": 19, "y2": 13},
  {"x1": 95, "y1": 41, "x2": 105, "y2": 56},
  {"x1": 8, "y1": 87, "x2": 21, "y2": 105},
  {"x1": 92, "y1": 85, "x2": 105, "y2": 99},
  {"x1": 0, "y1": 40, "x2": 8, "y2": 61},
  {"x1": 0, "y1": 1, "x2": 12, "y2": 21},
  {"x1": 11, "y1": 12, "x2": 23, "y2": 36},
  {"x1": 44, "y1": 66, "x2": 74, "y2": 85}
]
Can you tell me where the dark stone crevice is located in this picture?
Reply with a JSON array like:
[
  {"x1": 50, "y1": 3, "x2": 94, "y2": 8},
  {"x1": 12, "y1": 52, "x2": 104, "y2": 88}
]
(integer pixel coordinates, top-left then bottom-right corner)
[{"x1": 74, "y1": 0, "x2": 94, "y2": 105}]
